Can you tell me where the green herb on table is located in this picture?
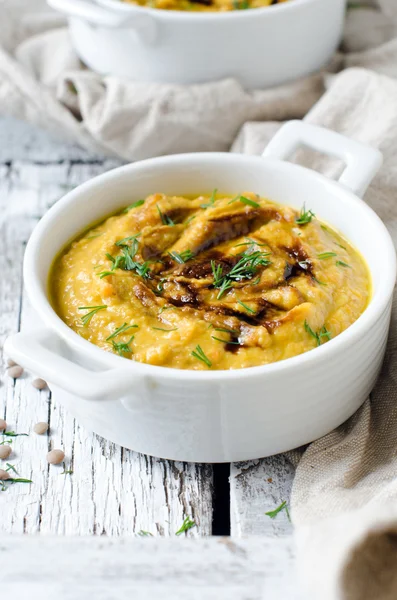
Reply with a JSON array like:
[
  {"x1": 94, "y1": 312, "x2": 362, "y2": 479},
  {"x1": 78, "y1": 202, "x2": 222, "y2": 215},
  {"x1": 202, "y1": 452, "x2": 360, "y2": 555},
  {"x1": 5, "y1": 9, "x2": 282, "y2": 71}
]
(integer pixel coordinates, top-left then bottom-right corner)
[
  {"x1": 191, "y1": 345, "x2": 212, "y2": 368},
  {"x1": 2, "y1": 431, "x2": 28, "y2": 438},
  {"x1": 317, "y1": 252, "x2": 337, "y2": 259},
  {"x1": 296, "y1": 205, "x2": 315, "y2": 225},
  {"x1": 304, "y1": 320, "x2": 332, "y2": 347},
  {"x1": 237, "y1": 300, "x2": 256, "y2": 314},
  {"x1": 111, "y1": 336, "x2": 135, "y2": 357},
  {"x1": 157, "y1": 204, "x2": 175, "y2": 226},
  {"x1": 61, "y1": 470, "x2": 74, "y2": 475},
  {"x1": 168, "y1": 249, "x2": 194, "y2": 264},
  {"x1": 123, "y1": 199, "x2": 145, "y2": 212},
  {"x1": 175, "y1": 516, "x2": 196, "y2": 535},
  {"x1": 137, "y1": 530, "x2": 154, "y2": 537},
  {"x1": 201, "y1": 189, "x2": 218, "y2": 209},
  {"x1": 79, "y1": 305, "x2": 107, "y2": 326},
  {"x1": 239, "y1": 195, "x2": 260, "y2": 208},
  {"x1": 336, "y1": 260, "x2": 351, "y2": 268},
  {"x1": 5, "y1": 463, "x2": 18, "y2": 474},
  {"x1": 106, "y1": 323, "x2": 138, "y2": 341},
  {"x1": 265, "y1": 501, "x2": 289, "y2": 520}
]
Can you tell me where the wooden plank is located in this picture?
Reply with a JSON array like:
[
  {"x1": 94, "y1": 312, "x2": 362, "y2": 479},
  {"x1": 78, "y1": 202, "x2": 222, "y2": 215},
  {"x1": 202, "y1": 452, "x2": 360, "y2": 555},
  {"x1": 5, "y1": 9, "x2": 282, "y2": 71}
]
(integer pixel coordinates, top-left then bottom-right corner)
[
  {"x1": 230, "y1": 456, "x2": 295, "y2": 537},
  {"x1": 0, "y1": 160, "x2": 213, "y2": 536},
  {"x1": 0, "y1": 535, "x2": 299, "y2": 599}
]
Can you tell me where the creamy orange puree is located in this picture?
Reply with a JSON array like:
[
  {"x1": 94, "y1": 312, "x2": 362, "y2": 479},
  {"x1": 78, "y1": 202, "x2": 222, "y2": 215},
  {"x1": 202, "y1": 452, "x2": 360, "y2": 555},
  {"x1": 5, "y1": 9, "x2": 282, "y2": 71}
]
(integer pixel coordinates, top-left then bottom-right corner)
[{"x1": 50, "y1": 192, "x2": 370, "y2": 370}]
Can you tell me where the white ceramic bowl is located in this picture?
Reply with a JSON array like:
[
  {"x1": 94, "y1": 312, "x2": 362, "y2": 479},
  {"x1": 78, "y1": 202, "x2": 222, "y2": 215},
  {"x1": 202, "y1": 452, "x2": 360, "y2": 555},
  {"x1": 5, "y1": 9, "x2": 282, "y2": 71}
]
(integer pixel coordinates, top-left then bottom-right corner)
[
  {"x1": 5, "y1": 121, "x2": 396, "y2": 462},
  {"x1": 47, "y1": 0, "x2": 346, "y2": 88}
]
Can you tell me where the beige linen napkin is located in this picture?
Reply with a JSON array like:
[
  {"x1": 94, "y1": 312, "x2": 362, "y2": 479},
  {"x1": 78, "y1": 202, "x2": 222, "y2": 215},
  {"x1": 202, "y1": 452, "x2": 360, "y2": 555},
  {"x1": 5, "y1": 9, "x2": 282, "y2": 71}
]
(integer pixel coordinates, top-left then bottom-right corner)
[{"x1": 3, "y1": 1, "x2": 397, "y2": 599}]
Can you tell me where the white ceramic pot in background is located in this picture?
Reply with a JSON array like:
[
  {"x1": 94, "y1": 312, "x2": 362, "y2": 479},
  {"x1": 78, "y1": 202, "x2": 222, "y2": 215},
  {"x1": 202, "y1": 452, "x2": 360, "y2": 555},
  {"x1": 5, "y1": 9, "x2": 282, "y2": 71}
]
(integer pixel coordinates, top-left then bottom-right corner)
[
  {"x1": 5, "y1": 122, "x2": 396, "y2": 462},
  {"x1": 47, "y1": 0, "x2": 346, "y2": 88}
]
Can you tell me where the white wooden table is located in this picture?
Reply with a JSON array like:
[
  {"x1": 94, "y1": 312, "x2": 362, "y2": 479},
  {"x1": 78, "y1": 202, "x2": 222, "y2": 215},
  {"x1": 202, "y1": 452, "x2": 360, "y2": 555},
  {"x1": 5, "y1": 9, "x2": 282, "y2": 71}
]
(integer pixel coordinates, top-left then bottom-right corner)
[{"x1": 0, "y1": 116, "x2": 297, "y2": 597}]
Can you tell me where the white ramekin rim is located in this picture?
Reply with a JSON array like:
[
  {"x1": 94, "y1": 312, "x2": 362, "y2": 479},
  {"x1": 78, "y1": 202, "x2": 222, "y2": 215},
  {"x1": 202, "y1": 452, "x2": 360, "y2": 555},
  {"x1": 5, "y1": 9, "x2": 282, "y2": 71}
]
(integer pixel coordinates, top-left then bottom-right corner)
[
  {"x1": 95, "y1": 0, "x2": 322, "y2": 20},
  {"x1": 24, "y1": 152, "x2": 396, "y2": 382}
]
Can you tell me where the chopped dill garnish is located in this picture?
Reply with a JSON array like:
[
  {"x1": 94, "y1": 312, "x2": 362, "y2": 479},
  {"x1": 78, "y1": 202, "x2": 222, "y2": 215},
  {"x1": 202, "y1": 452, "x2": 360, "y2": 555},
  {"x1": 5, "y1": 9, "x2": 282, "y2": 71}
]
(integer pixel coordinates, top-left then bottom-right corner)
[
  {"x1": 211, "y1": 336, "x2": 240, "y2": 345},
  {"x1": 296, "y1": 204, "x2": 315, "y2": 225},
  {"x1": 185, "y1": 215, "x2": 196, "y2": 225},
  {"x1": 78, "y1": 305, "x2": 107, "y2": 326},
  {"x1": 201, "y1": 189, "x2": 218, "y2": 209},
  {"x1": 214, "y1": 327, "x2": 239, "y2": 334},
  {"x1": 265, "y1": 501, "x2": 288, "y2": 519},
  {"x1": 123, "y1": 199, "x2": 145, "y2": 212},
  {"x1": 168, "y1": 249, "x2": 194, "y2": 264},
  {"x1": 106, "y1": 323, "x2": 138, "y2": 341},
  {"x1": 111, "y1": 336, "x2": 135, "y2": 356},
  {"x1": 227, "y1": 194, "x2": 240, "y2": 205},
  {"x1": 175, "y1": 516, "x2": 196, "y2": 535},
  {"x1": 98, "y1": 270, "x2": 114, "y2": 279},
  {"x1": 336, "y1": 260, "x2": 351, "y2": 268},
  {"x1": 157, "y1": 204, "x2": 175, "y2": 226},
  {"x1": 115, "y1": 234, "x2": 140, "y2": 249},
  {"x1": 211, "y1": 249, "x2": 271, "y2": 299},
  {"x1": 318, "y1": 252, "x2": 337, "y2": 259},
  {"x1": 237, "y1": 300, "x2": 256, "y2": 314},
  {"x1": 335, "y1": 242, "x2": 347, "y2": 250},
  {"x1": 234, "y1": 237, "x2": 268, "y2": 248},
  {"x1": 304, "y1": 320, "x2": 332, "y2": 346},
  {"x1": 312, "y1": 276, "x2": 327, "y2": 286},
  {"x1": 239, "y1": 195, "x2": 260, "y2": 208},
  {"x1": 158, "y1": 306, "x2": 173, "y2": 314},
  {"x1": 152, "y1": 326, "x2": 179, "y2": 332},
  {"x1": 191, "y1": 345, "x2": 212, "y2": 368}
]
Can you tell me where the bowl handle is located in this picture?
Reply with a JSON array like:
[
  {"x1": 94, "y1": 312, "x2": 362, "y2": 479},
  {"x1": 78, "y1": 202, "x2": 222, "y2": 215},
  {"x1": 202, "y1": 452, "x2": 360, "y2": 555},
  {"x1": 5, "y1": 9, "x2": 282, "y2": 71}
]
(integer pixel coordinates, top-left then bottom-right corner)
[
  {"x1": 262, "y1": 120, "x2": 383, "y2": 198},
  {"x1": 4, "y1": 328, "x2": 140, "y2": 401},
  {"x1": 47, "y1": 0, "x2": 157, "y2": 42}
]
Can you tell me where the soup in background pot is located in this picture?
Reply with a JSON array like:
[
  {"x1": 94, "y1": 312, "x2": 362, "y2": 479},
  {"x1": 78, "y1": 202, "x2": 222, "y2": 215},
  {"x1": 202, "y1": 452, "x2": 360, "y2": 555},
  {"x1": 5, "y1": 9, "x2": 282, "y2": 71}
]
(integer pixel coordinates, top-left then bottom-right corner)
[
  {"x1": 50, "y1": 191, "x2": 371, "y2": 370},
  {"x1": 121, "y1": 0, "x2": 290, "y2": 11}
]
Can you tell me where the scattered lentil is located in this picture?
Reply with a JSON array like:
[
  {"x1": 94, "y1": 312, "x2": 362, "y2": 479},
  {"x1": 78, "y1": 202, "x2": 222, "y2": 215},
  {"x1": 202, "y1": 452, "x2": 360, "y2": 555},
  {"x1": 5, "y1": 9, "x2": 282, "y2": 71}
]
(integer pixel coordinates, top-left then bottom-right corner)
[
  {"x1": 7, "y1": 365, "x2": 24, "y2": 379},
  {"x1": 32, "y1": 378, "x2": 47, "y2": 390},
  {"x1": 47, "y1": 449, "x2": 65, "y2": 465},
  {"x1": 33, "y1": 422, "x2": 49, "y2": 435},
  {"x1": 0, "y1": 469, "x2": 10, "y2": 480},
  {"x1": 0, "y1": 446, "x2": 12, "y2": 460},
  {"x1": 7, "y1": 359, "x2": 17, "y2": 367},
  {"x1": 0, "y1": 419, "x2": 6, "y2": 431}
]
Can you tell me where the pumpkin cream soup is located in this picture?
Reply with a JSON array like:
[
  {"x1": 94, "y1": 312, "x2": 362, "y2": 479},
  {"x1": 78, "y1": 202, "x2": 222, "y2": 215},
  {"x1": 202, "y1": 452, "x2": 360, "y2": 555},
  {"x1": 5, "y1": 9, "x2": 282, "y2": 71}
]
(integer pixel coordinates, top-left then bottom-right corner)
[
  {"x1": 122, "y1": 0, "x2": 289, "y2": 11},
  {"x1": 50, "y1": 192, "x2": 370, "y2": 370}
]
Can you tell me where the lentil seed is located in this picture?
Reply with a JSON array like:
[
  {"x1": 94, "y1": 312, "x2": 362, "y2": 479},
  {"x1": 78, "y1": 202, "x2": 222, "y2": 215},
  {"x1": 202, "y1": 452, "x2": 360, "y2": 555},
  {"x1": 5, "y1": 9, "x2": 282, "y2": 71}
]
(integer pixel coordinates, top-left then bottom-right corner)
[
  {"x1": 0, "y1": 469, "x2": 10, "y2": 480},
  {"x1": 7, "y1": 359, "x2": 17, "y2": 367},
  {"x1": 32, "y1": 378, "x2": 47, "y2": 390},
  {"x1": 0, "y1": 446, "x2": 12, "y2": 460},
  {"x1": 47, "y1": 449, "x2": 65, "y2": 465},
  {"x1": 33, "y1": 422, "x2": 49, "y2": 435},
  {"x1": 7, "y1": 365, "x2": 24, "y2": 379}
]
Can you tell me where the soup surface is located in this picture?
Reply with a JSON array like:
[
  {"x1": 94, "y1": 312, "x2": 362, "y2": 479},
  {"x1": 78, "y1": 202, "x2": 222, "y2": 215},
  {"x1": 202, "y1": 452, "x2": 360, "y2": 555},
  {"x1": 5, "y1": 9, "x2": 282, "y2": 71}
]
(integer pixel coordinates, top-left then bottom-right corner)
[
  {"x1": 122, "y1": 0, "x2": 289, "y2": 11},
  {"x1": 51, "y1": 192, "x2": 370, "y2": 370}
]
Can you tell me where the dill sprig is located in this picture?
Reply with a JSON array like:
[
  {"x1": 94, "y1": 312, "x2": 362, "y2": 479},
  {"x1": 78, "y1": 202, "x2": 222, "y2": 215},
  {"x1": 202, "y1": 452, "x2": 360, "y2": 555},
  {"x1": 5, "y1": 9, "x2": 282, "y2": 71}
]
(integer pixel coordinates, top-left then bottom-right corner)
[
  {"x1": 211, "y1": 249, "x2": 271, "y2": 299},
  {"x1": 152, "y1": 326, "x2": 178, "y2": 332},
  {"x1": 191, "y1": 345, "x2": 212, "y2": 368},
  {"x1": 137, "y1": 530, "x2": 153, "y2": 537},
  {"x1": 318, "y1": 252, "x2": 337, "y2": 259},
  {"x1": 111, "y1": 336, "x2": 135, "y2": 356},
  {"x1": 265, "y1": 501, "x2": 289, "y2": 520},
  {"x1": 2, "y1": 431, "x2": 28, "y2": 438},
  {"x1": 157, "y1": 204, "x2": 175, "y2": 226},
  {"x1": 78, "y1": 305, "x2": 107, "y2": 326},
  {"x1": 304, "y1": 320, "x2": 332, "y2": 346},
  {"x1": 237, "y1": 300, "x2": 256, "y2": 314},
  {"x1": 239, "y1": 195, "x2": 260, "y2": 208},
  {"x1": 336, "y1": 260, "x2": 351, "y2": 268},
  {"x1": 296, "y1": 204, "x2": 315, "y2": 225},
  {"x1": 175, "y1": 516, "x2": 196, "y2": 535},
  {"x1": 201, "y1": 189, "x2": 218, "y2": 209},
  {"x1": 106, "y1": 323, "x2": 138, "y2": 341},
  {"x1": 123, "y1": 199, "x2": 145, "y2": 213},
  {"x1": 168, "y1": 249, "x2": 194, "y2": 264},
  {"x1": 212, "y1": 336, "x2": 240, "y2": 345}
]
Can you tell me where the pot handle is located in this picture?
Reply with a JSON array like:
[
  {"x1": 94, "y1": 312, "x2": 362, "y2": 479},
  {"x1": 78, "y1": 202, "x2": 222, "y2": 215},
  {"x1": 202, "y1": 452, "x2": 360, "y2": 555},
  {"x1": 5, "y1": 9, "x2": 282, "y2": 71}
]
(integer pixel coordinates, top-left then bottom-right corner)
[
  {"x1": 47, "y1": 0, "x2": 157, "y2": 41},
  {"x1": 4, "y1": 328, "x2": 140, "y2": 401},
  {"x1": 262, "y1": 120, "x2": 383, "y2": 197}
]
